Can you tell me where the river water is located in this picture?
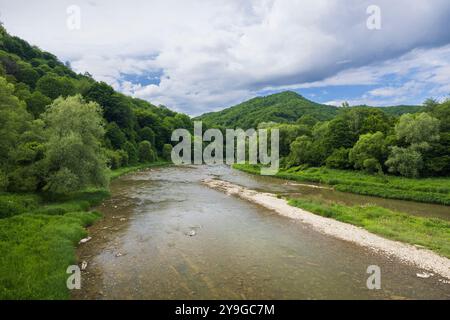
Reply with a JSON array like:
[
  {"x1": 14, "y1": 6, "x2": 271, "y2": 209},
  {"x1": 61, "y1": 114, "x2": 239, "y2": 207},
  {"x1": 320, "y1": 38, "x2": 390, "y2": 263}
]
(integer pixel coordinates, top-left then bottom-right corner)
[{"x1": 73, "y1": 165, "x2": 450, "y2": 300}]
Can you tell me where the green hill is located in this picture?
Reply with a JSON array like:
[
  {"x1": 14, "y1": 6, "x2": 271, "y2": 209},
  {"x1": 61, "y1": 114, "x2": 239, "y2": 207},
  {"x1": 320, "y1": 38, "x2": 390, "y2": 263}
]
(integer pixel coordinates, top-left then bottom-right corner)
[
  {"x1": 196, "y1": 91, "x2": 424, "y2": 129},
  {"x1": 197, "y1": 91, "x2": 338, "y2": 129}
]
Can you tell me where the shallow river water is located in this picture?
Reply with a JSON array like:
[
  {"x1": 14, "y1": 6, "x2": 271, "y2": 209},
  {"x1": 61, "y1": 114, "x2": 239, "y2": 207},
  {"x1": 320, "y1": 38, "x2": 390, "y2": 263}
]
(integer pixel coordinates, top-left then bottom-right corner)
[{"x1": 73, "y1": 165, "x2": 450, "y2": 300}]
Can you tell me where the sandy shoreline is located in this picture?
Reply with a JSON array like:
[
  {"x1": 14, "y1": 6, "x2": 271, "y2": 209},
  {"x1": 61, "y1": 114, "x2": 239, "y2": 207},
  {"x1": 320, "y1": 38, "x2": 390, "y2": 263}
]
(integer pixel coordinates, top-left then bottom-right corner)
[{"x1": 203, "y1": 178, "x2": 450, "y2": 280}]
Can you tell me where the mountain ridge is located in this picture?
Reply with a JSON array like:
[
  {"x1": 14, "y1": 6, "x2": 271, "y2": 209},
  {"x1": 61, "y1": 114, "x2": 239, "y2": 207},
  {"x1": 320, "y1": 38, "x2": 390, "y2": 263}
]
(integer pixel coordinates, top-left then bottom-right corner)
[{"x1": 196, "y1": 91, "x2": 424, "y2": 128}]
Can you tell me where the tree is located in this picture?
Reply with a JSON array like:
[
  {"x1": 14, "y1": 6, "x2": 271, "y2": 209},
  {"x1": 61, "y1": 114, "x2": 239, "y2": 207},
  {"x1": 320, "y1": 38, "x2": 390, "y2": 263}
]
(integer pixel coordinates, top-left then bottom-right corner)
[
  {"x1": 139, "y1": 127, "x2": 156, "y2": 146},
  {"x1": 349, "y1": 132, "x2": 387, "y2": 173},
  {"x1": 385, "y1": 146, "x2": 423, "y2": 178},
  {"x1": 430, "y1": 100, "x2": 450, "y2": 131},
  {"x1": 123, "y1": 141, "x2": 138, "y2": 165},
  {"x1": 395, "y1": 113, "x2": 440, "y2": 146},
  {"x1": 289, "y1": 136, "x2": 315, "y2": 166},
  {"x1": 138, "y1": 141, "x2": 156, "y2": 163},
  {"x1": 41, "y1": 95, "x2": 107, "y2": 194},
  {"x1": 276, "y1": 124, "x2": 311, "y2": 157},
  {"x1": 0, "y1": 77, "x2": 32, "y2": 167},
  {"x1": 36, "y1": 74, "x2": 76, "y2": 100},
  {"x1": 25, "y1": 91, "x2": 51, "y2": 118},
  {"x1": 326, "y1": 148, "x2": 351, "y2": 169},
  {"x1": 105, "y1": 122, "x2": 127, "y2": 149},
  {"x1": 162, "y1": 144, "x2": 173, "y2": 161}
]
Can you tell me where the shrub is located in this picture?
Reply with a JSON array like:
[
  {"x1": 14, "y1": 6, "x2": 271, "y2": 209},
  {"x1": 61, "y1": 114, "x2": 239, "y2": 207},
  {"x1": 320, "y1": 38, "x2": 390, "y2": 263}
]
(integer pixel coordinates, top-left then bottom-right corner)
[
  {"x1": 162, "y1": 144, "x2": 173, "y2": 161},
  {"x1": 138, "y1": 141, "x2": 156, "y2": 163}
]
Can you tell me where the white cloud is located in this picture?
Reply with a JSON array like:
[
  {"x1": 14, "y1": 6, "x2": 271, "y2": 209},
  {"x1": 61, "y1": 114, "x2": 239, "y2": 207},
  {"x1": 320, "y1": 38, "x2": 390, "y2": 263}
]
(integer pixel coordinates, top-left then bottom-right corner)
[{"x1": 1, "y1": 0, "x2": 450, "y2": 114}]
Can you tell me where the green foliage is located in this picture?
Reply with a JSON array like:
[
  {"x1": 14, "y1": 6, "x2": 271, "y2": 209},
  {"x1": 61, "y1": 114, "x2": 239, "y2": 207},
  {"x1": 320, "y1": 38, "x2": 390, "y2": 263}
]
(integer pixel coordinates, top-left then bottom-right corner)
[
  {"x1": 36, "y1": 74, "x2": 76, "y2": 100},
  {"x1": 0, "y1": 211, "x2": 100, "y2": 299},
  {"x1": 234, "y1": 164, "x2": 450, "y2": 205},
  {"x1": 0, "y1": 77, "x2": 32, "y2": 167},
  {"x1": 325, "y1": 148, "x2": 351, "y2": 169},
  {"x1": 349, "y1": 132, "x2": 387, "y2": 173},
  {"x1": 0, "y1": 193, "x2": 40, "y2": 219},
  {"x1": 395, "y1": 112, "x2": 440, "y2": 145},
  {"x1": 385, "y1": 146, "x2": 423, "y2": 178},
  {"x1": 42, "y1": 95, "x2": 108, "y2": 194},
  {"x1": 162, "y1": 144, "x2": 173, "y2": 161},
  {"x1": 24, "y1": 91, "x2": 51, "y2": 118},
  {"x1": 105, "y1": 122, "x2": 127, "y2": 149},
  {"x1": 123, "y1": 141, "x2": 139, "y2": 165},
  {"x1": 138, "y1": 140, "x2": 156, "y2": 163},
  {"x1": 197, "y1": 91, "x2": 338, "y2": 129},
  {"x1": 139, "y1": 127, "x2": 156, "y2": 145}
]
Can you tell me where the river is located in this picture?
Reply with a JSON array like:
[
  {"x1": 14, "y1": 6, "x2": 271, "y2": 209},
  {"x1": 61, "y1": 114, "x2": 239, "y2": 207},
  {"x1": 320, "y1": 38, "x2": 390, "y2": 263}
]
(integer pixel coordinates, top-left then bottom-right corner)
[{"x1": 73, "y1": 165, "x2": 450, "y2": 300}]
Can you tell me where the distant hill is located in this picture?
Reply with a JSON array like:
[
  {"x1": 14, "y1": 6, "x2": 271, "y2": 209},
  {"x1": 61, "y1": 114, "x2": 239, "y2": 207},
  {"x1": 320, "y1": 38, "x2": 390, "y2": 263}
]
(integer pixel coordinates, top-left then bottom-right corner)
[
  {"x1": 196, "y1": 91, "x2": 424, "y2": 128},
  {"x1": 372, "y1": 105, "x2": 425, "y2": 116},
  {"x1": 197, "y1": 91, "x2": 338, "y2": 129}
]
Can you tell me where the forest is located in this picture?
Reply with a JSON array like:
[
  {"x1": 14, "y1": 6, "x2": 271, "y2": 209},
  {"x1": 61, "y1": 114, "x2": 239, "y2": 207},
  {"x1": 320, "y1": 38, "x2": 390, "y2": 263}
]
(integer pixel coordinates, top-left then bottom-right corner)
[
  {"x1": 0, "y1": 24, "x2": 192, "y2": 197},
  {"x1": 199, "y1": 91, "x2": 450, "y2": 179}
]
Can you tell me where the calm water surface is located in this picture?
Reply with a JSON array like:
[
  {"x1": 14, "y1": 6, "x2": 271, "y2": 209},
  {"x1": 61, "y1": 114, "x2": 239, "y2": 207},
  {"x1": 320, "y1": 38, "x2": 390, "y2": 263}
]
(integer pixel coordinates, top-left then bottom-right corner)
[{"x1": 73, "y1": 165, "x2": 450, "y2": 300}]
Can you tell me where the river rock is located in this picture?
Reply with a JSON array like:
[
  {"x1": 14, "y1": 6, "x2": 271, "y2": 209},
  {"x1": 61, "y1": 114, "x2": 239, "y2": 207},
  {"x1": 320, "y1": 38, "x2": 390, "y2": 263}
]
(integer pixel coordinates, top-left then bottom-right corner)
[{"x1": 79, "y1": 237, "x2": 92, "y2": 244}]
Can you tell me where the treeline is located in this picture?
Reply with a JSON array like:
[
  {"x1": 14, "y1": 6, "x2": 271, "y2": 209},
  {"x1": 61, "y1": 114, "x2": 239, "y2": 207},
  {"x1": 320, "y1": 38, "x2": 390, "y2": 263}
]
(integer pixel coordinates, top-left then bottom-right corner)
[
  {"x1": 0, "y1": 25, "x2": 192, "y2": 195},
  {"x1": 265, "y1": 100, "x2": 450, "y2": 178}
]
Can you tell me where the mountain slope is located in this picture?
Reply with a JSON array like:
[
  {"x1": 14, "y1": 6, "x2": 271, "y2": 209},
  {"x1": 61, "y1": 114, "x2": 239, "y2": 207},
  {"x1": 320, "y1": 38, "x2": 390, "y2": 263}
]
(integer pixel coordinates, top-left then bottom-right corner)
[
  {"x1": 197, "y1": 91, "x2": 338, "y2": 129},
  {"x1": 197, "y1": 91, "x2": 424, "y2": 128}
]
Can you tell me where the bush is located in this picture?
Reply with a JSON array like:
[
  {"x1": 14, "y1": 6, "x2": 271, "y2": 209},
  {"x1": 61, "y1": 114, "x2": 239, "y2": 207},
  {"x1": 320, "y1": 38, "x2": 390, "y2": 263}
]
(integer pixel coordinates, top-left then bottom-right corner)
[
  {"x1": 0, "y1": 194, "x2": 39, "y2": 219},
  {"x1": 162, "y1": 144, "x2": 173, "y2": 161},
  {"x1": 106, "y1": 149, "x2": 122, "y2": 169},
  {"x1": 123, "y1": 141, "x2": 138, "y2": 164},
  {"x1": 7, "y1": 166, "x2": 40, "y2": 193},
  {"x1": 138, "y1": 141, "x2": 156, "y2": 163},
  {"x1": 325, "y1": 148, "x2": 351, "y2": 169}
]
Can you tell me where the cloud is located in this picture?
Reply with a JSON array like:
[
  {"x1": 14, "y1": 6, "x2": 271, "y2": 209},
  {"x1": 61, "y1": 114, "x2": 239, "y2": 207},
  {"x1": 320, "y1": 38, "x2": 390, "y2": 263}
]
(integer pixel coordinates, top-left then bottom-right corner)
[{"x1": 1, "y1": 0, "x2": 450, "y2": 114}]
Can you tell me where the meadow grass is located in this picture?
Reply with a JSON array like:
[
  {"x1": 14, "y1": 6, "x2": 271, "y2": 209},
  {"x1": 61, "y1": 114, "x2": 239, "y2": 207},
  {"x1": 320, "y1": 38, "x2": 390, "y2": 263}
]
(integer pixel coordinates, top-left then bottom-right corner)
[
  {"x1": 0, "y1": 161, "x2": 170, "y2": 299},
  {"x1": 233, "y1": 164, "x2": 450, "y2": 205},
  {"x1": 288, "y1": 197, "x2": 450, "y2": 258},
  {"x1": 0, "y1": 211, "x2": 100, "y2": 299}
]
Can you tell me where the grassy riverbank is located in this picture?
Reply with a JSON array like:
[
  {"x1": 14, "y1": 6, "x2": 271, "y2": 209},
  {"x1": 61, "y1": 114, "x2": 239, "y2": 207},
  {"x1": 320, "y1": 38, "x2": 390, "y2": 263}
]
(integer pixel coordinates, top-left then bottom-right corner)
[
  {"x1": 233, "y1": 164, "x2": 450, "y2": 205},
  {"x1": 108, "y1": 161, "x2": 172, "y2": 180},
  {"x1": 288, "y1": 197, "x2": 450, "y2": 258},
  {"x1": 0, "y1": 162, "x2": 170, "y2": 299}
]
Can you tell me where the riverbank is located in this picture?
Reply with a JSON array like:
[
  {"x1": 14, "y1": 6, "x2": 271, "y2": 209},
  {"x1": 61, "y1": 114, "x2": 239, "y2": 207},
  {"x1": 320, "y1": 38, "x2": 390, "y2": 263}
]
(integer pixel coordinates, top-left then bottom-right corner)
[
  {"x1": 233, "y1": 164, "x2": 450, "y2": 205},
  {"x1": 0, "y1": 161, "x2": 171, "y2": 299},
  {"x1": 203, "y1": 179, "x2": 450, "y2": 280}
]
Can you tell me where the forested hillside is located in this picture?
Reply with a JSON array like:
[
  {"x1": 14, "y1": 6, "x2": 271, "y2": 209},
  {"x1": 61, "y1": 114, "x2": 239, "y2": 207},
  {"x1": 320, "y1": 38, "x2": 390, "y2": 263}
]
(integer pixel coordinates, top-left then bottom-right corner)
[
  {"x1": 197, "y1": 91, "x2": 338, "y2": 129},
  {"x1": 196, "y1": 91, "x2": 425, "y2": 129},
  {"x1": 0, "y1": 25, "x2": 191, "y2": 195}
]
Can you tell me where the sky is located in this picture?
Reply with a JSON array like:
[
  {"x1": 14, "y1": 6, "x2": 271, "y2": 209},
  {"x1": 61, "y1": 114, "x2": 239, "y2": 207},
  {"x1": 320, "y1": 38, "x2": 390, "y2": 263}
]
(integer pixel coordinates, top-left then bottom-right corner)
[{"x1": 1, "y1": 0, "x2": 450, "y2": 115}]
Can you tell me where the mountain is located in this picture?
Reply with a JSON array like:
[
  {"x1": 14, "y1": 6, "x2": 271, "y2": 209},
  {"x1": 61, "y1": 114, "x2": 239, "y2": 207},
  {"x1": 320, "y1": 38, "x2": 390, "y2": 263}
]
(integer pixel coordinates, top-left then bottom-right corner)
[
  {"x1": 197, "y1": 91, "x2": 338, "y2": 129},
  {"x1": 196, "y1": 91, "x2": 424, "y2": 128}
]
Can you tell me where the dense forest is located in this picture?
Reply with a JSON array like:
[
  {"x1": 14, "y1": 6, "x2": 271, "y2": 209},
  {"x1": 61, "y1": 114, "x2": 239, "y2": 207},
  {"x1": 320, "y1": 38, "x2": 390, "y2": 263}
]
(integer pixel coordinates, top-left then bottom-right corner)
[
  {"x1": 0, "y1": 25, "x2": 192, "y2": 195},
  {"x1": 199, "y1": 92, "x2": 450, "y2": 178}
]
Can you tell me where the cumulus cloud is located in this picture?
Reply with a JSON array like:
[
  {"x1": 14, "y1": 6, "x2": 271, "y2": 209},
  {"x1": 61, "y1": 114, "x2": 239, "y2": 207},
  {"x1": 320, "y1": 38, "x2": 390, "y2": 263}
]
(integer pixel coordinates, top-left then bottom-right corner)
[{"x1": 1, "y1": 0, "x2": 450, "y2": 114}]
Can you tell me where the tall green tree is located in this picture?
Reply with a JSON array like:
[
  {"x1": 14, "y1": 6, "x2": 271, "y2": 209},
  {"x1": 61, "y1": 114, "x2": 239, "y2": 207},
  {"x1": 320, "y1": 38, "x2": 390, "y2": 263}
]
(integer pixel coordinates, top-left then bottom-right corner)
[{"x1": 41, "y1": 95, "x2": 108, "y2": 194}]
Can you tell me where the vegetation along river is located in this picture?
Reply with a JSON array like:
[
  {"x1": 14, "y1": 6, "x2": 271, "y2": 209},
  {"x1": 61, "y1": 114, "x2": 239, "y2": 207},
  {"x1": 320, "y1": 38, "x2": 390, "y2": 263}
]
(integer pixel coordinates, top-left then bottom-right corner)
[{"x1": 73, "y1": 165, "x2": 450, "y2": 300}]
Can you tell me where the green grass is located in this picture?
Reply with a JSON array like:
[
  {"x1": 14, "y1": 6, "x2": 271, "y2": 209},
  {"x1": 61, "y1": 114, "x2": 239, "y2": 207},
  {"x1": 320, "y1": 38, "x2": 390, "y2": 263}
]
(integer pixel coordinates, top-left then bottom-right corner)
[
  {"x1": 0, "y1": 211, "x2": 100, "y2": 299},
  {"x1": 233, "y1": 164, "x2": 450, "y2": 205},
  {"x1": 288, "y1": 198, "x2": 450, "y2": 258},
  {"x1": 0, "y1": 161, "x2": 171, "y2": 299}
]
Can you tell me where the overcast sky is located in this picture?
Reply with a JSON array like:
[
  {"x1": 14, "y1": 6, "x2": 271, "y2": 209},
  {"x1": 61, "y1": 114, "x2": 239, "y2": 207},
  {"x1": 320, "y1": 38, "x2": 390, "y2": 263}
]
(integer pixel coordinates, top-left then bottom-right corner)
[{"x1": 1, "y1": 0, "x2": 450, "y2": 115}]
